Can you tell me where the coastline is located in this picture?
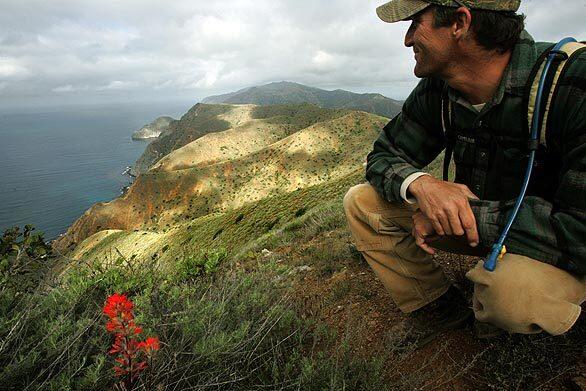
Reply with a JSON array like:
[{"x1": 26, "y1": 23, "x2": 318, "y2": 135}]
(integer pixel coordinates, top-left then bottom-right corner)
[{"x1": 0, "y1": 105, "x2": 172, "y2": 242}]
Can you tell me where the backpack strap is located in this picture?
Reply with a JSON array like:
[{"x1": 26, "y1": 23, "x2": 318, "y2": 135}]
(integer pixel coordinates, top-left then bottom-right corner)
[
  {"x1": 441, "y1": 88, "x2": 454, "y2": 181},
  {"x1": 526, "y1": 41, "x2": 586, "y2": 149}
]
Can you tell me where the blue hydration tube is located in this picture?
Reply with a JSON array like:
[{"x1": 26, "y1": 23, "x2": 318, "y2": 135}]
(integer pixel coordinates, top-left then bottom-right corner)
[{"x1": 483, "y1": 37, "x2": 577, "y2": 272}]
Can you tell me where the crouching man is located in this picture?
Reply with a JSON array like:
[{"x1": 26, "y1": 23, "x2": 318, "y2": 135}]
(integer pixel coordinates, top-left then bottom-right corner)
[{"x1": 344, "y1": 0, "x2": 585, "y2": 345}]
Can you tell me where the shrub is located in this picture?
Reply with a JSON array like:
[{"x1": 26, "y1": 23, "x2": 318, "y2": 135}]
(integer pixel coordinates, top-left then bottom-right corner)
[
  {"x1": 0, "y1": 225, "x2": 53, "y2": 294},
  {"x1": 175, "y1": 248, "x2": 227, "y2": 281}
]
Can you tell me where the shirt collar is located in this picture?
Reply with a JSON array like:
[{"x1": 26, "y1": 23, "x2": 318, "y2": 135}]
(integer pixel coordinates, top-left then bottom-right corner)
[{"x1": 500, "y1": 30, "x2": 538, "y2": 97}]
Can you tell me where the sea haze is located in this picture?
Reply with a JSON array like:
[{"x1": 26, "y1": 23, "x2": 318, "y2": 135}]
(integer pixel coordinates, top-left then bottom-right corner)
[{"x1": 0, "y1": 102, "x2": 191, "y2": 241}]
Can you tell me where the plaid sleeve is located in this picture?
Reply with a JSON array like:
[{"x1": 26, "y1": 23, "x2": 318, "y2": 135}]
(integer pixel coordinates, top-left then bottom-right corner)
[
  {"x1": 365, "y1": 78, "x2": 445, "y2": 201},
  {"x1": 470, "y1": 197, "x2": 567, "y2": 267}
]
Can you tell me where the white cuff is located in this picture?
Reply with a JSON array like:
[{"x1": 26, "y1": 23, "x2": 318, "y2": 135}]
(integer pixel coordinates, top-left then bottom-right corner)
[{"x1": 400, "y1": 172, "x2": 430, "y2": 204}]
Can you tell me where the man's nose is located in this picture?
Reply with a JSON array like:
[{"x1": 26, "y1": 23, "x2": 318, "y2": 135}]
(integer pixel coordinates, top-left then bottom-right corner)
[{"x1": 404, "y1": 22, "x2": 415, "y2": 47}]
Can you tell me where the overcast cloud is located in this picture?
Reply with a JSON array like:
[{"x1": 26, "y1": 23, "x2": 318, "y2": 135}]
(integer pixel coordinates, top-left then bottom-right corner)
[{"x1": 0, "y1": 0, "x2": 584, "y2": 110}]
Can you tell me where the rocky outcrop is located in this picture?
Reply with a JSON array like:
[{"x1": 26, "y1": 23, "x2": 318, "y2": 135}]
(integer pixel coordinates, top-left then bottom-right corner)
[{"x1": 131, "y1": 116, "x2": 175, "y2": 140}]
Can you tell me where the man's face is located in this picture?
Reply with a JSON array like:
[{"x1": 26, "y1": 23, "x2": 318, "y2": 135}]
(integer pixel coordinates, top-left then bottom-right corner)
[{"x1": 404, "y1": 7, "x2": 454, "y2": 78}]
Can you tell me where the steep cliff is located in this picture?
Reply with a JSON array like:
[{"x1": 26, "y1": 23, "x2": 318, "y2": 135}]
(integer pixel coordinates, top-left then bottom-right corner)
[{"x1": 131, "y1": 116, "x2": 175, "y2": 140}]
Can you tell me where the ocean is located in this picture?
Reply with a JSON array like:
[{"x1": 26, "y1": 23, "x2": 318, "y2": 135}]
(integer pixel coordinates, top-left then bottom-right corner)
[{"x1": 0, "y1": 102, "x2": 191, "y2": 241}]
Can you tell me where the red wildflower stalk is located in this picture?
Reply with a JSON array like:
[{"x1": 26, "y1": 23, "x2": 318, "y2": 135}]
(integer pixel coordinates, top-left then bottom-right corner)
[{"x1": 103, "y1": 293, "x2": 160, "y2": 390}]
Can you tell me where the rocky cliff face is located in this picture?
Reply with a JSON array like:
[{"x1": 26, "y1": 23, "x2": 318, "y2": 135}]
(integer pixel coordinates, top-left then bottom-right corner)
[
  {"x1": 131, "y1": 116, "x2": 175, "y2": 140},
  {"x1": 54, "y1": 103, "x2": 386, "y2": 253}
]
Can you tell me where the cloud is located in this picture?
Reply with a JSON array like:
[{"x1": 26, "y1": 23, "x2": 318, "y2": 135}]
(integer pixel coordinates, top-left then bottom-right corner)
[
  {"x1": 312, "y1": 51, "x2": 335, "y2": 70},
  {"x1": 0, "y1": 57, "x2": 30, "y2": 79},
  {"x1": 97, "y1": 80, "x2": 139, "y2": 90},
  {"x1": 52, "y1": 80, "x2": 140, "y2": 92},
  {"x1": 0, "y1": 0, "x2": 584, "y2": 108},
  {"x1": 53, "y1": 84, "x2": 77, "y2": 93}
]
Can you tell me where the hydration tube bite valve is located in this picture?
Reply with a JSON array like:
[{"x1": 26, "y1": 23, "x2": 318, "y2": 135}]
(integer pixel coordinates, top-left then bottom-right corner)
[{"x1": 483, "y1": 37, "x2": 577, "y2": 272}]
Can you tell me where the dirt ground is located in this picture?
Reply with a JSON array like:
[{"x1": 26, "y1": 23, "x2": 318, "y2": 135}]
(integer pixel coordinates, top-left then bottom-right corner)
[{"x1": 267, "y1": 230, "x2": 586, "y2": 390}]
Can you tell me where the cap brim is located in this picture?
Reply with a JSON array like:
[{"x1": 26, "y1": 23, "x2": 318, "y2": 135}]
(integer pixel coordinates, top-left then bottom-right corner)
[{"x1": 376, "y1": 0, "x2": 430, "y2": 23}]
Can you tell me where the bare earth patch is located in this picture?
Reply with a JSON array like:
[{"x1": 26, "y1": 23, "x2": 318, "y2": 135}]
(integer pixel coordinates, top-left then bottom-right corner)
[{"x1": 243, "y1": 227, "x2": 586, "y2": 390}]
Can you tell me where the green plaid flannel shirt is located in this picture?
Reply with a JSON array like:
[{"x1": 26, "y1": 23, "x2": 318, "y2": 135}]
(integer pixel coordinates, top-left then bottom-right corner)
[{"x1": 366, "y1": 31, "x2": 585, "y2": 274}]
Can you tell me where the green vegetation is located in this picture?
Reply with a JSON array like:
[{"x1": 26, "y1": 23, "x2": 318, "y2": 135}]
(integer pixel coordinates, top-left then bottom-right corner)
[
  {"x1": 201, "y1": 81, "x2": 403, "y2": 119},
  {"x1": 175, "y1": 247, "x2": 227, "y2": 281},
  {"x1": 0, "y1": 227, "x2": 395, "y2": 390},
  {"x1": 0, "y1": 225, "x2": 52, "y2": 293}
]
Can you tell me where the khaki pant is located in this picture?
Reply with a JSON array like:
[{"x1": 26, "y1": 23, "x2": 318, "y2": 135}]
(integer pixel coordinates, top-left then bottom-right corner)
[{"x1": 343, "y1": 183, "x2": 586, "y2": 335}]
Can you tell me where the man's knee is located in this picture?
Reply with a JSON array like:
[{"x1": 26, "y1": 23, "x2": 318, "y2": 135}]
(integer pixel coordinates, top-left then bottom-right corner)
[
  {"x1": 343, "y1": 183, "x2": 381, "y2": 218},
  {"x1": 467, "y1": 256, "x2": 585, "y2": 335},
  {"x1": 467, "y1": 258, "x2": 537, "y2": 331}
]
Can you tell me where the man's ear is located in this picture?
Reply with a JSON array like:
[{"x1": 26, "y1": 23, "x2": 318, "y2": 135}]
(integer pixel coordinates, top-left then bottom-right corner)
[{"x1": 453, "y1": 6, "x2": 472, "y2": 39}]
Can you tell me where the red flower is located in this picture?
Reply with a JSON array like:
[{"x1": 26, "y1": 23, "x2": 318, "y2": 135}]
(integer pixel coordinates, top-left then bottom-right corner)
[
  {"x1": 105, "y1": 321, "x2": 120, "y2": 332},
  {"x1": 103, "y1": 293, "x2": 133, "y2": 318},
  {"x1": 138, "y1": 337, "x2": 160, "y2": 353},
  {"x1": 103, "y1": 293, "x2": 160, "y2": 388}
]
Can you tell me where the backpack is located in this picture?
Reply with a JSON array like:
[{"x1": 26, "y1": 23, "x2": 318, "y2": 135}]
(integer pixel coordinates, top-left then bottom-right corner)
[{"x1": 441, "y1": 40, "x2": 586, "y2": 182}]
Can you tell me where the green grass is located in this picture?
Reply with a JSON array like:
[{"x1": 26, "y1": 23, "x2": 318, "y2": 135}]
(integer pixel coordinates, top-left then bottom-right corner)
[{"x1": 0, "y1": 236, "x2": 395, "y2": 390}]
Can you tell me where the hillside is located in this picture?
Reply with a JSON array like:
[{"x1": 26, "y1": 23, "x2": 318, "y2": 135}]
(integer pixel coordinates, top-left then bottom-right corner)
[
  {"x1": 202, "y1": 81, "x2": 403, "y2": 119},
  {"x1": 7, "y1": 98, "x2": 583, "y2": 389},
  {"x1": 54, "y1": 103, "x2": 386, "y2": 252},
  {"x1": 35, "y1": 163, "x2": 584, "y2": 390},
  {"x1": 130, "y1": 103, "x2": 235, "y2": 175},
  {"x1": 131, "y1": 83, "x2": 401, "y2": 176}
]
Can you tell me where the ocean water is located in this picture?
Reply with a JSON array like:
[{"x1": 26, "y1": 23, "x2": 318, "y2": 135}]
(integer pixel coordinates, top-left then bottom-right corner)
[{"x1": 0, "y1": 102, "x2": 191, "y2": 241}]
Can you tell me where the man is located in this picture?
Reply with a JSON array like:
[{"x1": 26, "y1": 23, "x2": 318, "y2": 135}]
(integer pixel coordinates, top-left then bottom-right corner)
[{"x1": 343, "y1": 0, "x2": 585, "y2": 344}]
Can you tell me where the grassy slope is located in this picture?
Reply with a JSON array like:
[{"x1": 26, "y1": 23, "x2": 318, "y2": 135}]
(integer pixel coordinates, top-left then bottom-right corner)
[
  {"x1": 131, "y1": 104, "x2": 234, "y2": 175},
  {"x1": 70, "y1": 160, "x2": 585, "y2": 390},
  {"x1": 71, "y1": 168, "x2": 364, "y2": 263},
  {"x1": 55, "y1": 105, "x2": 386, "y2": 252}
]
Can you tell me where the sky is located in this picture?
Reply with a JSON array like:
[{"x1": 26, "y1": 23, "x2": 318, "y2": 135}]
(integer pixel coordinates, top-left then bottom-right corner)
[{"x1": 0, "y1": 0, "x2": 584, "y2": 111}]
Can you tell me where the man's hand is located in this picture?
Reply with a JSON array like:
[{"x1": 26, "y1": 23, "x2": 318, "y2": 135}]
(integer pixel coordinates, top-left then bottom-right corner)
[
  {"x1": 408, "y1": 175, "x2": 480, "y2": 247},
  {"x1": 411, "y1": 211, "x2": 440, "y2": 255}
]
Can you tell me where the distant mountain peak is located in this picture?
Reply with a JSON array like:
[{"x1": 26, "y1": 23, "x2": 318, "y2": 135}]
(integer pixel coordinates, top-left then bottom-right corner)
[{"x1": 201, "y1": 82, "x2": 402, "y2": 119}]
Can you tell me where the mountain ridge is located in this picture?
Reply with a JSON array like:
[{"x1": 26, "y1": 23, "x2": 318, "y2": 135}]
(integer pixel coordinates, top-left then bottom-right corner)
[
  {"x1": 131, "y1": 82, "x2": 401, "y2": 176},
  {"x1": 202, "y1": 81, "x2": 402, "y2": 119}
]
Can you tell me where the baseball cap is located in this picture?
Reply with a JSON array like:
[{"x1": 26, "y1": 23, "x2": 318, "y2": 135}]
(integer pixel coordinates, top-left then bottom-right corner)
[{"x1": 376, "y1": 0, "x2": 521, "y2": 23}]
